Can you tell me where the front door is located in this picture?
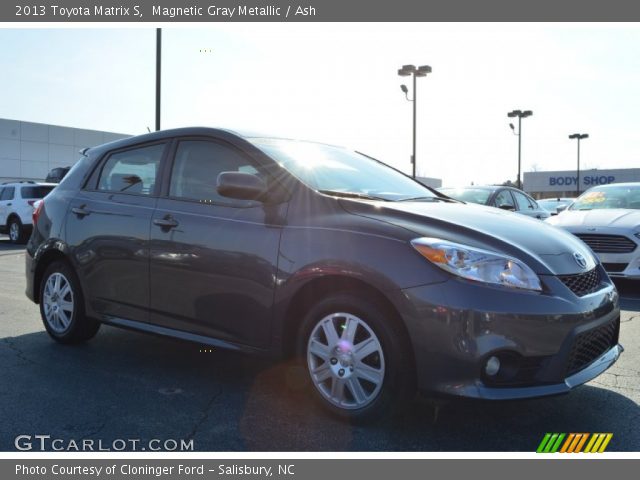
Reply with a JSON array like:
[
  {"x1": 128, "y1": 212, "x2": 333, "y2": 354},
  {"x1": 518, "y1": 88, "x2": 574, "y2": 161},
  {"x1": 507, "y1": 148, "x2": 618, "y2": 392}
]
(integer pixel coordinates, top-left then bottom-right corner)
[{"x1": 149, "y1": 138, "x2": 285, "y2": 348}]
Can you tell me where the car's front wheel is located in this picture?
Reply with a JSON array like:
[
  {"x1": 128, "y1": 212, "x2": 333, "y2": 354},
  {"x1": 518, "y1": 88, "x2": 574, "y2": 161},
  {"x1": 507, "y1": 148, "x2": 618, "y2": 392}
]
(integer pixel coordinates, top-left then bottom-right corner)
[
  {"x1": 298, "y1": 293, "x2": 414, "y2": 420},
  {"x1": 40, "y1": 261, "x2": 100, "y2": 344}
]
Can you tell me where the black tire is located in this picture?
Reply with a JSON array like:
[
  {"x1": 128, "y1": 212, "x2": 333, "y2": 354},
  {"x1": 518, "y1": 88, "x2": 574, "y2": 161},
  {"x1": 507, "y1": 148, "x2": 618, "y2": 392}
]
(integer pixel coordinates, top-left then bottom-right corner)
[
  {"x1": 297, "y1": 293, "x2": 415, "y2": 421},
  {"x1": 8, "y1": 217, "x2": 28, "y2": 244},
  {"x1": 39, "y1": 260, "x2": 100, "y2": 344}
]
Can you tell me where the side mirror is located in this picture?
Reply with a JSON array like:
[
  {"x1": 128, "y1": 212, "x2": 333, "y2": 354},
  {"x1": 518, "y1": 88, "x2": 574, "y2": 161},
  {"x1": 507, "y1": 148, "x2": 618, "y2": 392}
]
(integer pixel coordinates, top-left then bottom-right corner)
[
  {"x1": 556, "y1": 204, "x2": 569, "y2": 213},
  {"x1": 217, "y1": 171, "x2": 267, "y2": 201},
  {"x1": 498, "y1": 204, "x2": 516, "y2": 211}
]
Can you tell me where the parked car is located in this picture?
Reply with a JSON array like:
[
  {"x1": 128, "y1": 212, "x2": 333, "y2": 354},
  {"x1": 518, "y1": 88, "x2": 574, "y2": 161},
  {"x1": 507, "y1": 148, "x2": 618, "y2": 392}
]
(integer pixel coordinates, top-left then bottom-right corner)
[
  {"x1": 438, "y1": 186, "x2": 551, "y2": 220},
  {"x1": 45, "y1": 166, "x2": 71, "y2": 184},
  {"x1": 26, "y1": 128, "x2": 621, "y2": 419},
  {"x1": 538, "y1": 197, "x2": 575, "y2": 216},
  {"x1": 547, "y1": 183, "x2": 640, "y2": 279},
  {"x1": 0, "y1": 181, "x2": 56, "y2": 243}
]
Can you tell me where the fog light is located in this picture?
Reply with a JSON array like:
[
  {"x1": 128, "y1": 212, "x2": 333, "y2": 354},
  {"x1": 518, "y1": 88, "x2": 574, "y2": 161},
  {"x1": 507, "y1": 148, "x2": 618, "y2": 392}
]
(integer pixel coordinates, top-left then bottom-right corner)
[{"x1": 485, "y1": 356, "x2": 501, "y2": 376}]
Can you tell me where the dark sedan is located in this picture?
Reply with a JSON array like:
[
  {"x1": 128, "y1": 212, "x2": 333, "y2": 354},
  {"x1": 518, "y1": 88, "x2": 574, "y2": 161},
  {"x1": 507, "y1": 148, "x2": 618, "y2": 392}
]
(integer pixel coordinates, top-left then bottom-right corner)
[
  {"x1": 439, "y1": 185, "x2": 551, "y2": 220},
  {"x1": 25, "y1": 128, "x2": 621, "y2": 420}
]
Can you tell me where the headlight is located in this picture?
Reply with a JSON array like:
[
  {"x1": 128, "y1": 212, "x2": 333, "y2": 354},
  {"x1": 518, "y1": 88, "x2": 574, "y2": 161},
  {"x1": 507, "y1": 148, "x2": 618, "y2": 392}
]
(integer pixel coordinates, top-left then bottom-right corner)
[
  {"x1": 635, "y1": 232, "x2": 640, "y2": 240},
  {"x1": 411, "y1": 237, "x2": 542, "y2": 291}
]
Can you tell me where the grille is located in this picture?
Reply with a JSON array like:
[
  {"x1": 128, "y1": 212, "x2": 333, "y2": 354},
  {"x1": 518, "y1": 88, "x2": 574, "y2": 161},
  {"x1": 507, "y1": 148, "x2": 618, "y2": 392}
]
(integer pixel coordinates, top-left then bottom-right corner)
[
  {"x1": 566, "y1": 318, "x2": 618, "y2": 376},
  {"x1": 558, "y1": 268, "x2": 601, "y2": 297},
  {"x1": 574, "y1": 233, "x2": 637, "y2": 253},
  {"x1": 602, "y1": 262, "x2": 628, "y2": 273}
]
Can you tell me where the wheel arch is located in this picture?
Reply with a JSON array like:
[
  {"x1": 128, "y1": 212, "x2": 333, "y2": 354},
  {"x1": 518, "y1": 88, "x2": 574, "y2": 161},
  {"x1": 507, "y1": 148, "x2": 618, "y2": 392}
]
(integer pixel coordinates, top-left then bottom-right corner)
[
  {"x1": 33, "y1": 248, "x2": 72, "y2": 303},
  {"x1": 280, "y1": 275, "x2": 415, "y2": 365}
]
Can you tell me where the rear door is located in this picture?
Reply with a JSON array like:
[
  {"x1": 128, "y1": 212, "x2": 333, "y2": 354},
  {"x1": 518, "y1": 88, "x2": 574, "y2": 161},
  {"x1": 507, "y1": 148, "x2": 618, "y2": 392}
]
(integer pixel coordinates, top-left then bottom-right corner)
[
  {"x1": 65, "y1": 142, "x2": 167, "y2": 323},
  {"x1": 0, "y1": 187, "x2": 15, "y2": 226},
  {"x1": 149, "y1": 137, "x2": 286, "y2": 348}
]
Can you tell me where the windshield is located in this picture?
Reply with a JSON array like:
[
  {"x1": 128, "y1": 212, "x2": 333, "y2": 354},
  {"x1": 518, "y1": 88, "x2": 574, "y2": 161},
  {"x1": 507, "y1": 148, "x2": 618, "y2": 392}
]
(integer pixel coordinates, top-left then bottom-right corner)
[
  {"x1": 570, "y1": 185, "x2": 640, "y2": 210},
  {"x1": 439, "y1": 188, "x2": 492, "y2": 205},
  {"x1": 248, "y1": 138, "x2": 436, "y2": 201}
]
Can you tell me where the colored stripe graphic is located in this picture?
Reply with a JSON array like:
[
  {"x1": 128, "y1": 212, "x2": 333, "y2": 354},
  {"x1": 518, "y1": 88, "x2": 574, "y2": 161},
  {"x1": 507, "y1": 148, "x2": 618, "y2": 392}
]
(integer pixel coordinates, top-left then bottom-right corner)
[
  {"x1": 537, "y1": 433, "x2": 613, "y2": 453},
  {"x1": 537, "y1": 433, "x2": 566, "y2": 453}
]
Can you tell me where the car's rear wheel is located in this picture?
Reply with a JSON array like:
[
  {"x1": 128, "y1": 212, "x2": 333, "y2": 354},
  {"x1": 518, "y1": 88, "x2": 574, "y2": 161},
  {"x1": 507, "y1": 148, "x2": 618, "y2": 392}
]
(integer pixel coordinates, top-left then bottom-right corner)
[
  {"x1": 8, "y1": 217, "x2": 27, "y2": 244},
  {"x1": 298, "y1": 293, "x2": 414, "y2": 421},
  {"x1": 40, "y1": 261, "x2": 100, "y2": 344}
]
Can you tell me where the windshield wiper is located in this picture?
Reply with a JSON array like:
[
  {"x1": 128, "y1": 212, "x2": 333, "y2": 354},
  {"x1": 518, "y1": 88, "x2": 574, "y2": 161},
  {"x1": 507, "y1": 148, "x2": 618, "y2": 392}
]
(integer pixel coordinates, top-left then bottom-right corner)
[
  {"x1": 318, "y1": 190, "x2": 390, "y2": 201},
  {"x1": 399, "y1": 196, "x2": 460, "y2": 203}
]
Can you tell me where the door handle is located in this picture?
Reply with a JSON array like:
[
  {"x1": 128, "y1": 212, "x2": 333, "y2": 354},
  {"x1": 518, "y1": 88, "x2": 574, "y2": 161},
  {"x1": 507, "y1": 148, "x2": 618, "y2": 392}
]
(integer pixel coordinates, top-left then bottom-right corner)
[
  {"x1": 7, "y1": 203, "x2": 11, "y2": 206},
  {"x1": 153, "y1": 216, "x2": 179, "y2": 229},
  {"x1": 71, "y1": 206, "x2": 91, "y2": 217}
]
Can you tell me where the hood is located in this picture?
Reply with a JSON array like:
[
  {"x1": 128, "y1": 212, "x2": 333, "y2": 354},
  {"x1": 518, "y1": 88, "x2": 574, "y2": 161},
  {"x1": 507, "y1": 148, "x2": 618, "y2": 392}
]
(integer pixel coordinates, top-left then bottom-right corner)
[
  {"x1": 547, "y1": 208, "x2": 640, "y2": 230},
  {"x1": 340, "y1": 200, "x2": 597, "y2": 276}
]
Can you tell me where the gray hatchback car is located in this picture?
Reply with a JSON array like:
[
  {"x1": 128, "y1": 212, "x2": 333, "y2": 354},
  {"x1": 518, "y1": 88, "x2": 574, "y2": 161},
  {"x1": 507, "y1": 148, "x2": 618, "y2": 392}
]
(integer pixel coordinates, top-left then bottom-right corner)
[{"x1": 25, "y1": 128, "x2": 622, "y2": 419}]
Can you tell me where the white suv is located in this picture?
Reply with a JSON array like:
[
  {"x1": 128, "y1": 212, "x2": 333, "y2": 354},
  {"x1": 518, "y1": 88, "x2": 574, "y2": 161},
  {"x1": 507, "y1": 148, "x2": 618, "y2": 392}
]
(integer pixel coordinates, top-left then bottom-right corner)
[{"x1": 0, "y1": 182, "x2": 56, "y2": 244}]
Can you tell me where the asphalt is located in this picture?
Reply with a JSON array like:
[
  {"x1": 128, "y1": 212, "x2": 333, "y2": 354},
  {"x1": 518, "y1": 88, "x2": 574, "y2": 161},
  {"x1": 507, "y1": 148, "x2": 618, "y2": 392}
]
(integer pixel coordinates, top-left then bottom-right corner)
[{"x1": 0, "y1": 235, "x2": 638, "y2": 452}]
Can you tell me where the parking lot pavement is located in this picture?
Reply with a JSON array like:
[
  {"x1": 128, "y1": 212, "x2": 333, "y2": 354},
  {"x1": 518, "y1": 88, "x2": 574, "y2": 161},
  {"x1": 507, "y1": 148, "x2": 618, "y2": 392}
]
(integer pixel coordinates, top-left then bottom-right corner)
[{"x1": 0, "y1": 249, "x2": 638, "y2": 452}]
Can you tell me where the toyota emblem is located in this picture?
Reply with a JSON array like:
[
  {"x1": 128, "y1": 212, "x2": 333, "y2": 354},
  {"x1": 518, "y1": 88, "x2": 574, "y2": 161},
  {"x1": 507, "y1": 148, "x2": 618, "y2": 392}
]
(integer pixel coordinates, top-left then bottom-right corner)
[{"x1": 573, "y1": 252, "x2": 588, "y2": 269}]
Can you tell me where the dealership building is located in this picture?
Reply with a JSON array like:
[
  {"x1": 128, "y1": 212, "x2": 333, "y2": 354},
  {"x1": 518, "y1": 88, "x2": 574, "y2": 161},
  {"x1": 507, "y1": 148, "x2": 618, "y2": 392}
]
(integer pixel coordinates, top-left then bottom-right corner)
[
  {"x1": 524, "y1": 168, "x2": 640, "y2": 199},
  {"x1": 0, "y1": 118, "x2": 130, "y2": 183}
]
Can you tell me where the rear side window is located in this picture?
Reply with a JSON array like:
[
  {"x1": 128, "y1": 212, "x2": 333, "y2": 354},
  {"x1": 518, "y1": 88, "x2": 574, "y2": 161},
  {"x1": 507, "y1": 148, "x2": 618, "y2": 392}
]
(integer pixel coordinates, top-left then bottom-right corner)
[
  {"x1": 21, "y1": 186, "x2": 55, "y2": 199},
  {"x1": 97, "y1": 144, "x2": 165, "y2": 196},
  {"x1": 169, "y1": 140, "x2": 261, "y2": 206},
  {"x1": 494, "y1": 190, "x2": 515, "y2": 208},
  {"x1": 513, "y1": 191, "x2": 533, "y2": 211},
  {"x1": 0, "y1": 187, "x2": 15, "y2": 201}
]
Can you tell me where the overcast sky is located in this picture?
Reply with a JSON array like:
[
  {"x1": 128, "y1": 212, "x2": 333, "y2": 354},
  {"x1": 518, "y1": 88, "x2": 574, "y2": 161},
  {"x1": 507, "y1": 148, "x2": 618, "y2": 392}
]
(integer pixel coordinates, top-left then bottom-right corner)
[{"x1": 1, "y1": 24, "x2": 639, "y2": 185}]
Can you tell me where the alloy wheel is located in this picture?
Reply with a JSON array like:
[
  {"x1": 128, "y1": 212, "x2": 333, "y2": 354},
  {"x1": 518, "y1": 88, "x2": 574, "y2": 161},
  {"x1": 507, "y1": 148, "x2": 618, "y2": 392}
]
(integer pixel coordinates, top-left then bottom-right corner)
[
  {"x1": 9, "y1": 222, "x2": 19, "y2": 242},
  {"x1": 42, "y1": 272, "x2": 75, "y2": 333},
  {"x1": 307, "y1": 312, "x2": 385, "y2": 410}
]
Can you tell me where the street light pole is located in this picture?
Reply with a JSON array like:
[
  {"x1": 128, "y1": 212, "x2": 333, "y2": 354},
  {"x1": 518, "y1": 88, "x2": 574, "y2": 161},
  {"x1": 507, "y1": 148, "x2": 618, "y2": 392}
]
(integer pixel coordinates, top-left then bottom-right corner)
[
  {"x1": 507, "y1": 109, "x2": 533, "y2": 190},
  {"x1": 412, "y1": 72, "x2": 417, "y2": 178},
  {"x1": 569, "y1": 133, "x2": 589, "y2": 196},
  {"x1": 155, "y1": 28, "x2": 162, "y2": 132},
  {"x1": 398, "y1": 64, "x2": 432, "y2": 178}
]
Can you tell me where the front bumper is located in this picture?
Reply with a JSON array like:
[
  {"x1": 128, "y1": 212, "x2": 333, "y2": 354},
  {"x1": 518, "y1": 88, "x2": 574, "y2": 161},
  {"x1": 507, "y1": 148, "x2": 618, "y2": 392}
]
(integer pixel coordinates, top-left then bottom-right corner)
[
  {"x1": 442, "y1": 344, "x2": 623, "y2": 400},
  {"x1": 396, "y1": 269, "x2": 622, "y2": 400}
]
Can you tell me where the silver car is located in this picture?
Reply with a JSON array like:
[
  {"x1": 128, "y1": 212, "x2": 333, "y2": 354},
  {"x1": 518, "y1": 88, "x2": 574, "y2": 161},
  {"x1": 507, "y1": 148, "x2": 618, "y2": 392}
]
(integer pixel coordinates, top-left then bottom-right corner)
[{"x1": 547, "y1": 183, "x2": 640, "y2": 279}]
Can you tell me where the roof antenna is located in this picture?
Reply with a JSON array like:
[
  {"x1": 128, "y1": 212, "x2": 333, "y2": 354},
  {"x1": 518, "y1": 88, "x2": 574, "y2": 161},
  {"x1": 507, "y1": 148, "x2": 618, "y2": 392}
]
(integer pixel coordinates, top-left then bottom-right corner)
[{"x1": 146, "y1": 127, "x2": 151, "y2": 133}]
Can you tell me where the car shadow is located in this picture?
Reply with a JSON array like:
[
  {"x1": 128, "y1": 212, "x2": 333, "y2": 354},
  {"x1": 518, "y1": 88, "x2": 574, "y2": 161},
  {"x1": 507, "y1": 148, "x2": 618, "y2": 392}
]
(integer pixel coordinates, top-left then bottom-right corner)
[
  {"x1": 614, "y1": 279, "x2": 640, "y2": 312},
  {"x1": 1, "y1": 327, "x2": 638, "y2": 452},
  {"x1": 0, "y1": 236, "x2": 24, "y2": 253}
]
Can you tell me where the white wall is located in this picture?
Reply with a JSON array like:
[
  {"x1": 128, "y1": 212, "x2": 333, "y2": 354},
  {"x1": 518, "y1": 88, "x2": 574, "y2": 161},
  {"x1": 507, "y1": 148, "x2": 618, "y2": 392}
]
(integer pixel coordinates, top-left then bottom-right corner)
[
  {"x1": 0, "y1": 118, "x2": 130, "y2": 182},
  {"x1": 524, "y1": 168, "x2": 640, "y2": 194}
]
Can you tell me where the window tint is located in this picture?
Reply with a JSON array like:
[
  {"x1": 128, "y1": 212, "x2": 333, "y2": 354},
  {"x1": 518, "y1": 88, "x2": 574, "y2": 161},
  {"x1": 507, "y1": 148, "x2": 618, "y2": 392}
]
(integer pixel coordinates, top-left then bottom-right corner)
[
  {"x1": 494, "y1": 190, "x2": 514, "y2": 208},
  {"x1": 21, "y1": 186, "x2": 55, "y2": 199},
  {"x1": 169, "y1": 140, "x2": 260, "y2": 205},
  {"x1": 1, "y1": 187, "x2": 15, "y2": 201},
  {"x1": 97, "y1": 144, "x2": 164, "y2": 195},
  {"x1": 513, "y1": 191, "x2": 533, "y2": 210}
]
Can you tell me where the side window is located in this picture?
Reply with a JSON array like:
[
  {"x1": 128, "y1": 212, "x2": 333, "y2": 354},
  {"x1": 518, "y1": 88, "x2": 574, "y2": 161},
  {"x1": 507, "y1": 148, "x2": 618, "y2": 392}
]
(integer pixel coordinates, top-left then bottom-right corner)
[
  {"x1": 169, "y1": 140, "x2": 261, "y2": 205},
  {"x1": 513, "y1": 191, "x2": 533, "y2": 211},
  {"x1": 1, "y1": 187, "x2": 15, "y2": 201},
  {"x1": 97, "y1": 144, "x2": 165, "y2": 196},
  {"x1": 494, "y1": 190, "x2": 515, "y2": 209}
]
